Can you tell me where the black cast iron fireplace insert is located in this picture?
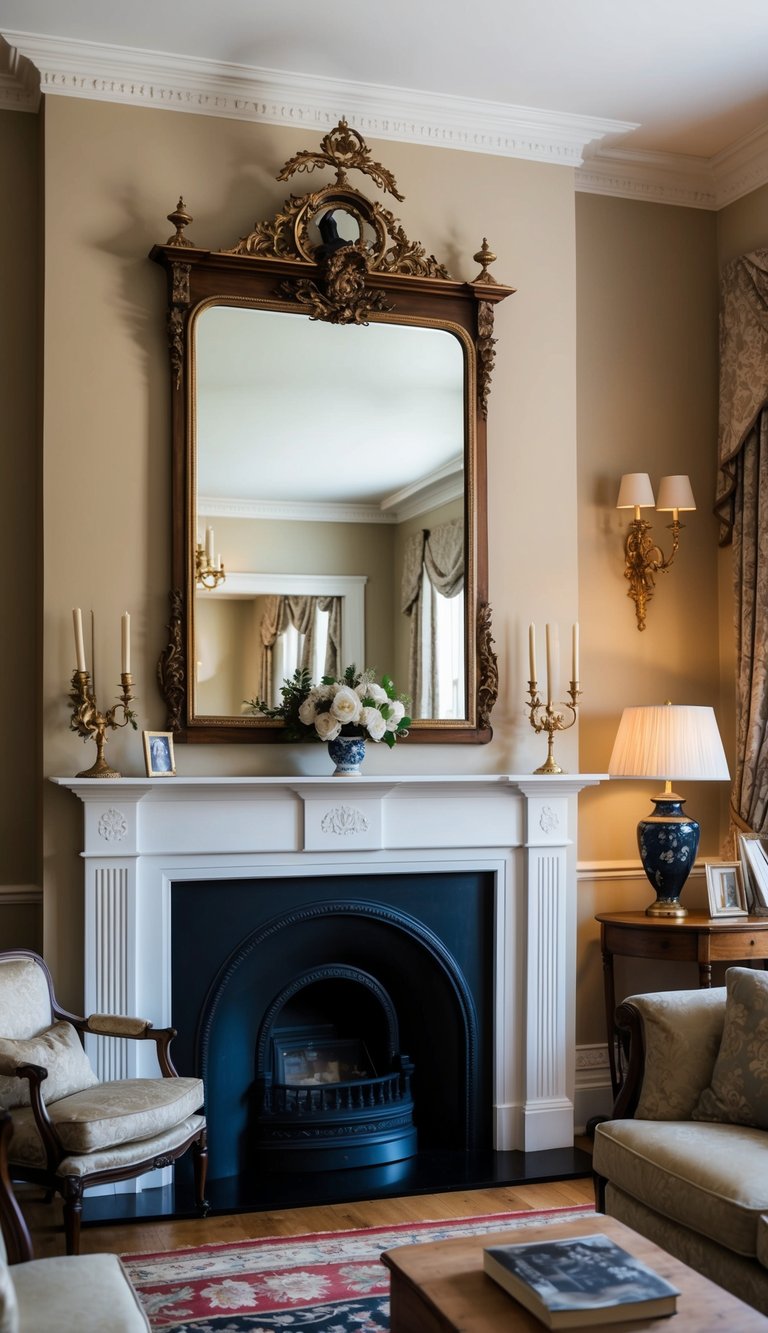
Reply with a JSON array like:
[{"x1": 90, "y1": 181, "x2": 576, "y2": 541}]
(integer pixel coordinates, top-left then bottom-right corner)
[
  {"x1": 171, "y1": 872, "x2": 495, "y2": 1185},
  {"x1": 253, "y1": 964, "x2": 417, "y2": 1170}
]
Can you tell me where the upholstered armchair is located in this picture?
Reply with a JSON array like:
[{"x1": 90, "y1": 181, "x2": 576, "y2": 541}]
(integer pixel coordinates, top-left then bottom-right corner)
[
  {"x1": 0, "y1": 1110, "x2": 150, "y2": 1330},
  {"x1": 0, "y1": 950, "x2": 207, "y2": 1255},
  {"x1": 593, "y1": 970, "x2": 768, "y2": 1315}
]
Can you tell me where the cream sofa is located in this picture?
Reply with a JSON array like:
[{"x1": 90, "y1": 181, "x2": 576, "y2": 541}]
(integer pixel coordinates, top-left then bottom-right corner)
[
  {"x1": 0, "y1": 1111, "x2": 149, "y2": 1332},
  {"x1": 593, "y1": 967, "x2": 768, "y2": 1315}
]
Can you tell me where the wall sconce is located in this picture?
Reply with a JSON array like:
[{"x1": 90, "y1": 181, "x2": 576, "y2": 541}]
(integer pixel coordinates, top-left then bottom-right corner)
[
  {"x1": 195, "y1": 525, "x2": 226, "y2": 590},
  {"x1": 616, "y1": 473, "x2": 696, "y2": 630}
]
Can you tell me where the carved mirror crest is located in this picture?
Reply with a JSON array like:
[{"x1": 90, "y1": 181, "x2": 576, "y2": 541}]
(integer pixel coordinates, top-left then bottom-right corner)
[{"x1": 151, "y1": 119, "x2": 514, "y2": 744}]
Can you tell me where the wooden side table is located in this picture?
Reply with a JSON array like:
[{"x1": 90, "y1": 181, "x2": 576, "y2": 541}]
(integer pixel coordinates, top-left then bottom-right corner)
[{"x1": 596, "y1": 910, "x2": 768, "y2": 1095}]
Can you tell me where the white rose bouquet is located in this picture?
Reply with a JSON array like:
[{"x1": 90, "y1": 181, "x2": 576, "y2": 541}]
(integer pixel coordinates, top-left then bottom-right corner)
[{"x1": 246, "y1": 666, "x2": 411, "y2": 748}]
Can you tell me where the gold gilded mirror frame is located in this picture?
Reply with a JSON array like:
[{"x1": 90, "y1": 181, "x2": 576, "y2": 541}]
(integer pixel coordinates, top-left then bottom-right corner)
[{"x1": 151, "y1": 120, "x2": 514, "y2": 744}]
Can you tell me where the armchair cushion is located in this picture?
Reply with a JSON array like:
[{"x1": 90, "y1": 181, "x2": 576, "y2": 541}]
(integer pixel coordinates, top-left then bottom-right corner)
[
  {"x1": 0, "y1": 1024, "x2": 99, "y2": 1111},
  {"x1": 8, "y1": 1108, "x2": 205, "y2": 1175},
  {"x1": 0, "y1": 1242, "x2": 18, "y2": 1333},
  {"x1": 594, "y1": 1117, "x2": 768, "y2": 1258},
  {"x1": 631, "y1": 987, "x2": 726, "y2": 1120},
  {"x1": 11, "y1": 1254, "x2": 149, "y2": 1331},
  {"x1": 692, "y1": 967, "x2": 768, "y2": 1130},
  {"x1": 6, "y1": 1078, "x2": 204, "y2": 1162}
]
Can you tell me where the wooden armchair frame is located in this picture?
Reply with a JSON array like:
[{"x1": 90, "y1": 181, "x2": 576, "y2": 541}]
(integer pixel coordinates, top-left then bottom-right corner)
[
  {"x1": 0, "y1": 950, "x2": 208, "y2": 1253},
  {"x1": 593, "y1": 999, "x2": 646, "y2": 1212}
]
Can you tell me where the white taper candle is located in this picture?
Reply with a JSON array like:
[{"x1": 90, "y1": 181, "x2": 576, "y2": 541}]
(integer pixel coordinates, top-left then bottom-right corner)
[
  {"x1": 72, "y1": 608, "x2": 86, "y2": 673},
  {"x1": 121, "y1": 612, "x2": 131, "y2": 675}
]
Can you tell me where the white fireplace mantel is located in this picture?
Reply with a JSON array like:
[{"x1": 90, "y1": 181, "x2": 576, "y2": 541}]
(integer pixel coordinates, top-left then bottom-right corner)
[{"x1": 53, "y1": 772, "x2": 604, "y2": 1157}]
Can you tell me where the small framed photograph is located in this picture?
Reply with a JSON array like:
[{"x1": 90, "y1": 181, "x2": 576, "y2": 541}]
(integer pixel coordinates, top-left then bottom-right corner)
[
  {"x1": 143, "y1": 730, "x2": 175, "y2": 777},
  {"x1": 706, "y1": 861, "x2": 748, "y2": 917},
  {"x1": 739, "y1": 835, "x2": 768, "y2": 912}
]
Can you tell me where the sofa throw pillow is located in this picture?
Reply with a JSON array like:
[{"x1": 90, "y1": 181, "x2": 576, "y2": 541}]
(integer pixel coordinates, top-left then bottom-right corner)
[
  {"x1": 0, "y1": 1021, "x2": 99, "y2": 1110},
  {"x1": 692, "y1": 966, "x2": 768, "y2": 1129}
]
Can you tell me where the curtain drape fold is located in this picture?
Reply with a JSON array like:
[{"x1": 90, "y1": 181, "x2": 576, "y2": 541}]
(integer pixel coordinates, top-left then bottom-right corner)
[
  {"x1": 716, "y1": 250, "x2": 768, "y2": 842},
  {"x1": 401, "y1": 519, "x2": 464, "y2": 715}
]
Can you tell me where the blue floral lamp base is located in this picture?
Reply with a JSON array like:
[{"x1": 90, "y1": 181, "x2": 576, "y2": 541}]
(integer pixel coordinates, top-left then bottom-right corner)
[{"x1": 638, "y1": 793, "x2": 700, "y2": 917}]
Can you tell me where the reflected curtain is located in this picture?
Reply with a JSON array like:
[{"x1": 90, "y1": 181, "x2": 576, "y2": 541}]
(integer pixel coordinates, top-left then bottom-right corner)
[
  {"x1": 258, "y1": 595, "x2": 287, "y2": 701},
  {"x1": 258, "y1": 595, "x2": 342, "y2": 701},
  {"x1": 401, "y1": 519, "x2": 464, "y2": 714},
  {"x1": 715, "y1": 251, "x2": 768, "y2": 840}
]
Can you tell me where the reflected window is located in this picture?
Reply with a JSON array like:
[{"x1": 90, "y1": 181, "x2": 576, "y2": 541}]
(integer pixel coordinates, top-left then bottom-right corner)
[
  {"x1": 273, "y1": 608, "x2": 330, "y2": 703},
  {"x1": 419, "y1": 573, "x2": 465, "y2": 719}
]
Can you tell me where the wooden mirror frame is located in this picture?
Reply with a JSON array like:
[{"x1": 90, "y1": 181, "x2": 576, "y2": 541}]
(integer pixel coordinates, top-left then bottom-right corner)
[{"x1": 150, "y1": 120, "x2": 514, "y2": 745}]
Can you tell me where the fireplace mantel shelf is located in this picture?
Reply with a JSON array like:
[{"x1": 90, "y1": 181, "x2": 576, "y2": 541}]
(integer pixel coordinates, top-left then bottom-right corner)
[
  {"x1": 53, "y1": 773, "x2": 605, "y2": 790},
  {"x1": 53, "y1": 770, "x2": 605, "y2": 1161}
]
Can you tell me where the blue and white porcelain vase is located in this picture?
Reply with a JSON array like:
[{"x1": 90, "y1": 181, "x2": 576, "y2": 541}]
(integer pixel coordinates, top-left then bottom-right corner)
[
  {"x1": 637, "y1": 794, "x2": 700, "y2": 917},
  {"x1": 327, "y1": 734, "x2": 366, "y2": 776}
]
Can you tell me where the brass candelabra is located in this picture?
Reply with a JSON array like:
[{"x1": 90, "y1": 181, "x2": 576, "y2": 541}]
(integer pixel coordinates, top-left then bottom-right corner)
[
  {"x1": 526, "y1": 680, "x2": 581, "y2": 774},
  {"x1": 69, "y1": 670, "x2": 137, "y2": 778}
]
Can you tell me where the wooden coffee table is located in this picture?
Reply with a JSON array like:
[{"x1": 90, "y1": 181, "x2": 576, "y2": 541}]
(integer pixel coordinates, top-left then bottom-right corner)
[{"x1": 381, "y1": 1213, "x2": 766, "y2": 1330}]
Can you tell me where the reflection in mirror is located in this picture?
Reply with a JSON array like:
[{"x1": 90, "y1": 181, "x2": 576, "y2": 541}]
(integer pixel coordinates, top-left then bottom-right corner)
[{"x1": 193, "y1": 306, "x2": 467, "y2": 721}]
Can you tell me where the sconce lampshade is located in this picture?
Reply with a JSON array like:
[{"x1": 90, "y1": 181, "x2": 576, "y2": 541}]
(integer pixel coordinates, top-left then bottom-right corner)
[
  {"x1": 616, "y1": 473, "x2": 655, "y2": 509},
  {"x1": 656, "y1": 475, "x2": 696, "y2": 513},
  {"x1": 609, "y1": 704, "x2": 730, "y2": 917}
]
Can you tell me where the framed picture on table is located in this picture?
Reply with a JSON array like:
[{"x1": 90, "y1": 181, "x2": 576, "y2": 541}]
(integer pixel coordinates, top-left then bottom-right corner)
[
  {"x1": 143, "y1": 730, "x2": 176, "y2": 777},
  {"x1": 739, "y1": 835, "x2": 768, "y2": 913},
  {"x1": 705, "y1": 862, "x2": 747, "y2": 917}
]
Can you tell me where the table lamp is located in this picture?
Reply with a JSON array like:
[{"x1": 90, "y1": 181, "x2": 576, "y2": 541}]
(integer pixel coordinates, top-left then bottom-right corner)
[{"x1": 608, "y1": 703, "x2": 730, "y2": 917}]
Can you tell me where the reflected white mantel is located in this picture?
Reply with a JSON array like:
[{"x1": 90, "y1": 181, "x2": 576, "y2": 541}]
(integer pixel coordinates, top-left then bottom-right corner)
[{"x1": 53, "y1": 772, "x2": 604, "y2": 1157}]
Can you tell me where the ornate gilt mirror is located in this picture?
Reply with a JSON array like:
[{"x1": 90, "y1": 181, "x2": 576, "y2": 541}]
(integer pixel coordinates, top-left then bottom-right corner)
[{"x1": 151, "y1": 120, "x2": 514, "y2": 743}]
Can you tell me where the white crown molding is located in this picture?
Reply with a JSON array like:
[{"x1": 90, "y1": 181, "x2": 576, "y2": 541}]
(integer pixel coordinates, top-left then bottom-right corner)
[
  {"x1": 2, "y1": 29, "x2": 634, "y2": 167},
  {"x1": 4, "y1": 30, "x2": 768, "y2": 207},
  {"x1": 711, "y1": 121, "x2": 768, "y2": 208},
  {"x1": 577, "y1": 146, "x2": 719, "y2": 210}
]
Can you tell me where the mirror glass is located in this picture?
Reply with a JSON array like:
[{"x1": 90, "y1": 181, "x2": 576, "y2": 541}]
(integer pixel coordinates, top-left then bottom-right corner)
[{"x1": 192, "y1": 305, "x2": 468, "y2": 723}]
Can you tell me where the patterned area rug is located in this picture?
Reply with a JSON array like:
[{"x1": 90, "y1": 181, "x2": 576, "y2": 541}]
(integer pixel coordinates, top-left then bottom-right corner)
[{"x1": 122, "y1": 1204, "x2": 595, "y2": 1331}]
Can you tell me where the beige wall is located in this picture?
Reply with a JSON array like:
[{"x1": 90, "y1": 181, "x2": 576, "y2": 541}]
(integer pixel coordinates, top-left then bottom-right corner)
[
  {"x1": 574, "y1": 193, "x2": 721, "y2": 1042},
  {"x1": 717, "y1": 183, "x2": 768, "y2": 267}
]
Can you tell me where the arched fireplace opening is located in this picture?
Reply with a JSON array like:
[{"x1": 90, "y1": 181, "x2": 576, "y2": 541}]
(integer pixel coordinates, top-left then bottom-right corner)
[{"x1": 172, "y1": 871, "x2": 495, "y2": 1188}]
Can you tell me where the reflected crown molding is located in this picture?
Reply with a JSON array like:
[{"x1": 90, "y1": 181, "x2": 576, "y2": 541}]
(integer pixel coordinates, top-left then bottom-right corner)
[{"x1": 198, "y1": 458, "x2": 464, "y2": 526}]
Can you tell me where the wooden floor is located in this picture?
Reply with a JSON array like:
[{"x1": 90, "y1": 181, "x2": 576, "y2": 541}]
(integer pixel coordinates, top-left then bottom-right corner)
[{"x1": 19, "y1": 1174, "x2": 595, "y2": 1260}]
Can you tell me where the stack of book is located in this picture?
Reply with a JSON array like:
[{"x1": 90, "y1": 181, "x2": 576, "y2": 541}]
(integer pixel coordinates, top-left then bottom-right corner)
[{"x1": 483, "y1": 1232, "x2": 680, "y2": 1328}]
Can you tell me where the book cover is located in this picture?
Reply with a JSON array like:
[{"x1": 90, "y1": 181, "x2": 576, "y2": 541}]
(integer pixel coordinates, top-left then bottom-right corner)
[{"x1": 483, "y1": 1232, "x2": 680, "y2": 1328}]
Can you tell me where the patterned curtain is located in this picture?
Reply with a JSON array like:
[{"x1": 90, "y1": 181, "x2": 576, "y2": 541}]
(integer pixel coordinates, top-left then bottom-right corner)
[{"x1": 715, "y1": 252, "x2": 768, "y2": 839}]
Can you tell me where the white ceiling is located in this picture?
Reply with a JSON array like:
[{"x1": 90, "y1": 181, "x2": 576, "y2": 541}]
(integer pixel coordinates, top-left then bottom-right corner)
[{"x1": 3, "y1": 1, "x2": 768, "y2": 207}]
